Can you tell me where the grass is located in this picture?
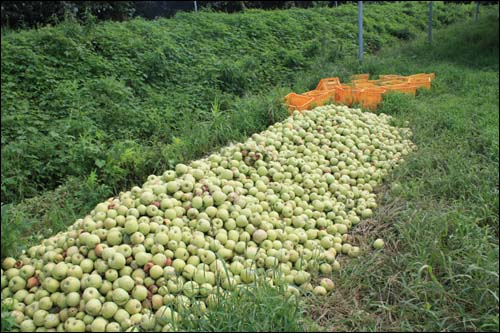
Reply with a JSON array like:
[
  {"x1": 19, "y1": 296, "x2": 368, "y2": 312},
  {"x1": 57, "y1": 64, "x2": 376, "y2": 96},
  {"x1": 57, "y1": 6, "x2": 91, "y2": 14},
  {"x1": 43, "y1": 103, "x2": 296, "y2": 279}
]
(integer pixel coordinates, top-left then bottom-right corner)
[
  {"x1": 172, "y1": 278, "x2": 311, "y2": 332},
  {"x1": 1, "y1": 4, "x2": 498, "y2": 333},
  {"x1": 1, "y1": 3, "x2": 478, "y2": 206},
  {"x1": 304, "y1": 13, "x2": 499, "y2": 332},
  {"x1": 0, "y1": 2, "x2": 485, "y2": 259},
  {"x1": 5, "y1": 1, "x2": 468, "y2": 204}
]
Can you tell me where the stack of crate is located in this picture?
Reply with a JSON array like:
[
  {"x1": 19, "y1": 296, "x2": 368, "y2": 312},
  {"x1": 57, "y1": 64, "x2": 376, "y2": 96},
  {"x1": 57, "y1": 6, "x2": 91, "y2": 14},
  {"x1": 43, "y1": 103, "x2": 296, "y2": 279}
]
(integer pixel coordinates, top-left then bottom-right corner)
[{"x1": 285, "y1": 73, "x2": 435, "y2": 113}]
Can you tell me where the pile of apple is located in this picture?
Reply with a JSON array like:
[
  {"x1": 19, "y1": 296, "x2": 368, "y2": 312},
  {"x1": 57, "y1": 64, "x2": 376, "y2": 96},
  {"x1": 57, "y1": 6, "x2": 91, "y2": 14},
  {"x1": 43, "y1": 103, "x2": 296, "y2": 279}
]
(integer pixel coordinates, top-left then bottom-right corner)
[{"x1": 1, "y1": 105, "x2": 415, "y2": 332}]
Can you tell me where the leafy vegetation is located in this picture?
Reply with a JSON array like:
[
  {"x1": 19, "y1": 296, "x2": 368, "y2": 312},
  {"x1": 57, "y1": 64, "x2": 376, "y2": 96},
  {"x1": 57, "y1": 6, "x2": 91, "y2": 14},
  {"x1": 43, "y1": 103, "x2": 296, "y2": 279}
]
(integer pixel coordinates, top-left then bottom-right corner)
[
  {"x1": 0, "y1": 1, "x2": 355, "y2": 29},
  {"x1": 1, "y1": 1, "x2": 136, "y2": 29},
  {"x1": 1, "y1": 3, "x2": 482, "y2": 258},
  {"x1": 305, "y1": 13, "x2": 499, "y2": 332},
  {"x1": 1, "y1": 3, "x2": 498, "y2": 332},
  {"x1": 1, "y1": 2, "x2": 476, "y2": 205}
]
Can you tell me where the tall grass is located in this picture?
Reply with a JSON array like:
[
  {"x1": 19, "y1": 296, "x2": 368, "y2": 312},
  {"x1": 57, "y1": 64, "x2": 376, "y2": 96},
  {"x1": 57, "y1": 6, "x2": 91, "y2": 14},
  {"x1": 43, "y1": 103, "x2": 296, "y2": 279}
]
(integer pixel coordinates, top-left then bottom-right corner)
[
  {"x1": 1, "y1": 2, "x2": 477, "y2": 205},
  {"x1": 306, "y1": 13, "x2": 499, "y2": 332},
  {"x1": 0, "y1": 5, "x2": 498, "y2": 333},
  {"x1": 173, "y1": 277, "x2": 310, "y2": 332},
  {"x1": 3, "y1": 2, "x2": 485, "y2": 258}
]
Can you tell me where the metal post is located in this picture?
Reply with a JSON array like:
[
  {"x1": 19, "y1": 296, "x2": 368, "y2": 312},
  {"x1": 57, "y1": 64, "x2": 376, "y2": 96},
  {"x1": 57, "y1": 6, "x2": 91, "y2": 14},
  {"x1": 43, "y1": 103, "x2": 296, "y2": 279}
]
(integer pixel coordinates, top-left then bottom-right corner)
[
  {"x1": 428, "y1": 1, "x2": 433, "y2": 44},
  {"x1": 194, "y1": 1, "x2": 198, "y2": 12},
  {"x1": 474, "y1": 1, "x2": 479, "y2": 22},
  {"x1": 335, "y1": 1, "x2": 338, "y2": 7},
  {"x1": 358, "y1": 1, "x2": 363, "y2": 62}
]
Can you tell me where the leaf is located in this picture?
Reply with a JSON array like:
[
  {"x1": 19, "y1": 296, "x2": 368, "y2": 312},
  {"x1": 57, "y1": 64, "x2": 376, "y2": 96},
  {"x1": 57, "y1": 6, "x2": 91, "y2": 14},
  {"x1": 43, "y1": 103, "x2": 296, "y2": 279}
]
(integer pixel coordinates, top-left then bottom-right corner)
[{"x1": 95, "y1": 159, "x2": 106, "y2": 168}]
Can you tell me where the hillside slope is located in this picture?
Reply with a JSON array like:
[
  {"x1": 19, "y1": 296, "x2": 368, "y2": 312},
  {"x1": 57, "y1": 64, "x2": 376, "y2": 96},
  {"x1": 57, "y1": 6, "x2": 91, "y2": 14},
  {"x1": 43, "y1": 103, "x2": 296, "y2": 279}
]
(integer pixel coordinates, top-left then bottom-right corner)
[
  {"x1": 1, "y1": 2, "x2": 477, "y2": 205},
  {"x1": 0, "y1": 4, "x2": 497, "y2": 333},
  {"x1": 306, "y1": 13, "x2": 499, "y2": 332}
]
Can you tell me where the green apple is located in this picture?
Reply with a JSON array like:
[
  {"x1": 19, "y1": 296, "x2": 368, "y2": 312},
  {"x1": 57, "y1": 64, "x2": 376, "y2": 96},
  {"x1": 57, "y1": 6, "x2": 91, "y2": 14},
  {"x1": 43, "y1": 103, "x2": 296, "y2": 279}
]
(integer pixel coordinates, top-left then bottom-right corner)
[
  {"x1": 252, "y1": 230, "x2": 267, "y2": 244},
  {"x1": 106, "y1": 322, "x2": 122, "y2": 332},
  {"x1": 320, "y1": 278, "x2": 335, "y2": 292},
  {"x1": 66, "y1": 318, "x2": 86, "y2": 332},
  {"x1": 44, "y1": 313, "x2": 60, "y2": 328},
  {"x1": 8, "y1": 276, "x2": 26, "y2": 292},
  {"x1": 108, "y1": 253, "x2": 126, "y2": 270},
  {"x1": 131, "y1": 285, "x2": 148, "y2": 301},
  {"x1": 125, "y1": 299, "x2": 142, "y2": 315},
  {"x1": 38, "y1": 296, "x2": 53, "y2": 310},
  {"x1": 115, "y1": 276, "x2": 133, "y2": 292},
  {"x1": 90, "y1": 317, "x2": 108, "y2": 332},
  {"x1": 112, "y1": 288, "x2": 129, "y2": 306},
  {"x1": 33, "y1": 309, "x2": 48, "y2": 326},
  {"x1": 42, "y1": 277, "x2": 59, "y2": 293},
  {"x1": 373, "y1": 238, "x2": 384, "y2": 249},
  {"x1": 149, "y1": 265, "x2": 163, "y2": 280},
  {"x1": 67, "y1": 292, "x2": 81, "y2": 307},
  {"x1": 85, "y1": 298, "x2": 102, "y2": 316},
  {"x1": 106, "y1": 230, "x2": 122, "y2": 246},
  {"x1": 313, "y1": 285, "x2": 327, "y2": 296},
  {"x1": 82, "y1": 287, "x2": 100, "y2": 301},
  {"x1": 60, "y1": 276, "x2": 80, "y2": 293}
]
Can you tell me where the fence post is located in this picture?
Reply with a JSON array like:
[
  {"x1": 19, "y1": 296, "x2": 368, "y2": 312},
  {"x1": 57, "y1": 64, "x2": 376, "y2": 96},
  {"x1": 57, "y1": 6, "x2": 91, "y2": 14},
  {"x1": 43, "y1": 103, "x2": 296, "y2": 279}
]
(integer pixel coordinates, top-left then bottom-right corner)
[
  {"x1": 474, "y1": 1, "x2": 479, "y2": 22},
  {"x1": 428, "y1": 1, "x2": 433, "y2": 43},
  {"x1": 194, "y1": 1, "x2": 198, "y2": 12},
  {"x1": 358, "y1": 1, "x2": 363, "y2": 62}
]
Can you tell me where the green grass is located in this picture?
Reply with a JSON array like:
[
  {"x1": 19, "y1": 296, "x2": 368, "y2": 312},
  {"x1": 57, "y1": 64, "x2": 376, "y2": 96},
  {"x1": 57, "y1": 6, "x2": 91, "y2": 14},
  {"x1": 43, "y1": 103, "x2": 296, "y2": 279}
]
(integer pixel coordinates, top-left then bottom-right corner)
[
  {"x1": 304, "y1": 13, "x2": 499, "y2": 332},
  {"x1": 172, "y1": 278, "x2": 311, "y2": 332},
  {"x1": 1, "y1": 4, "x2": 498, "y2": 333},
  {"x1": 0, "y1": 2, "x2": 483, "y2": 259},
  {"x1": 1, "y1": 1, "x2": 476, "y2": 206},
  {"x1": 1, "y1": 1, "x2": 457, "y2": 258}
]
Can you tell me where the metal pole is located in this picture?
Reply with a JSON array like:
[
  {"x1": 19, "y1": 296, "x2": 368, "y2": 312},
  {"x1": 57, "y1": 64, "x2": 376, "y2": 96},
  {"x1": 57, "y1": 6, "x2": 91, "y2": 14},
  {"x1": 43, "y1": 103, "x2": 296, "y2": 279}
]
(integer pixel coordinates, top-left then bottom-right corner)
[
  {"x1": 358, "y1": 1, "x2": 363, "y2": 62},
  {"x1": 428, "y1": 1, "x2": 432, "y2": 44},
  {"x1": 194, "y1": 1, "x2": 198, "y2": 12},
  {"x1": 335, "y1": 1, "x2": 338, "y2": 7},
  {"x1": 474, "y1": 1, "x2": 479, "y2": 22}
]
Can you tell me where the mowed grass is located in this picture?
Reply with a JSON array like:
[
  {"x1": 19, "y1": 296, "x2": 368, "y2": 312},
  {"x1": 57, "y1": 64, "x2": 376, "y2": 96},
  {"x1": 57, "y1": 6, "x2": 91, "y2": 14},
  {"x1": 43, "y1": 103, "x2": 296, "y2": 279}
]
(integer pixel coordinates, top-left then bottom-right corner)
[{"x1": 305, "y1": 14, "x2": 499, "y2": 332}]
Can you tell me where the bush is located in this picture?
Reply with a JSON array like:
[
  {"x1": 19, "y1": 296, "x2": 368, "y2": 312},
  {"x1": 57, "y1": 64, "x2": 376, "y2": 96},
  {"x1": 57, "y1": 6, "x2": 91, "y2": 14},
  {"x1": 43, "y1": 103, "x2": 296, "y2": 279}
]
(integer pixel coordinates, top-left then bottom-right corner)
[{"x1": 0, "y1": 2, "x2": 478, "y2": 206}]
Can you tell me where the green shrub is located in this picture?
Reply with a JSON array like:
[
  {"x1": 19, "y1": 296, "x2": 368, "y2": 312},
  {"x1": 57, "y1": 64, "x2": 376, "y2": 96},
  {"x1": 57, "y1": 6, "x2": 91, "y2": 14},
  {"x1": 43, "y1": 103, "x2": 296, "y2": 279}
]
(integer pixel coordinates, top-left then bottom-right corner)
[{"x1": 1, "y1": 2, "x2": 478, "y2": 205}]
